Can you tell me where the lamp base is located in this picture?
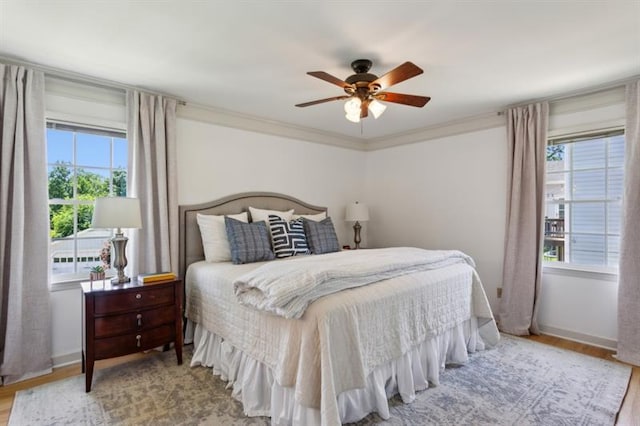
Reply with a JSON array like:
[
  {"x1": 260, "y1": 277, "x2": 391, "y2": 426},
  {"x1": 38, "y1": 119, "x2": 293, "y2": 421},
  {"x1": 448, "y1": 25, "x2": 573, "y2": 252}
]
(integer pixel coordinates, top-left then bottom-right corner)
[
  {"x1": 111, "y1": 276, "x2": 131, "y2": 285},
  {"x1": 353, "y1": 221, "x2": 362, "y2": 250},
  {"x1": 111, "y1": 231, "x2": 130, "y2": 285}
]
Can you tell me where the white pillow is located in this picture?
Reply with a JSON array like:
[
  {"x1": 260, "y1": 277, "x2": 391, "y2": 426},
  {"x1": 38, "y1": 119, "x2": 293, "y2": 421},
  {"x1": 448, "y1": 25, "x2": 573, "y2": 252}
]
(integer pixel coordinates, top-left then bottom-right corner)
[
  {"x1": 197, "y1": 212, "x2": 248, "y2": 262},
  {"x1": 249, "y1": 206, "x2": 294, "y2": 223},
  {"x1": 292, "y1": 212, "x2": 327, "y2": 221}
]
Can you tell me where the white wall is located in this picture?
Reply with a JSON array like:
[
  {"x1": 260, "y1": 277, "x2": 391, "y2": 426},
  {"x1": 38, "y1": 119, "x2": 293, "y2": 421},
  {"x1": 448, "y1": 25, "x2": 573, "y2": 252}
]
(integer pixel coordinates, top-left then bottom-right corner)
[
  {"x1": 538, "y1": 269, "x2": 618, "y2": 348},
  {"x1": 176, "y1": 116, "x2": 365, "y2": 245},
  {"x1": 49, "y1": 112, "x2": 366, "y2": 365},
  {"x1": 363, "y1": 127, "x2": 508, "y2": 312},
  {"x1": 50, "y1": 289, "x2": 83, "y2": 366},
  {"x1": 363, "y1": 90, "x2": 626, "y2": 349},
  {"x1": 44, "y1": 81, "x2": 628, "y2": 366}
]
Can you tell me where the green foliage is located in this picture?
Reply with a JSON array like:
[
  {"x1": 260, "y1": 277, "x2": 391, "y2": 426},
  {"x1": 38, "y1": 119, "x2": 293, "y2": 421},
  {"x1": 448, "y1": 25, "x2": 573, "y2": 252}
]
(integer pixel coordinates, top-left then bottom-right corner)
[
  {"x1": 48, "y1": 163, "x2": 73, "y2": 199},
  {"x1": 77, "y1": 169, "x2": 109, "y2": 197},
  {"x1": 50, "y1": 205, "x2": 74, "y2": 237},
  {"x1": 546, "y1": 145, "x2": 565, "y2": 161},
  {"x1": 48, "y1": 165, "x2": 128, "y2": 238},
  {"x1": 112, "y1": 168, "x2": 127, "y2": 196}
]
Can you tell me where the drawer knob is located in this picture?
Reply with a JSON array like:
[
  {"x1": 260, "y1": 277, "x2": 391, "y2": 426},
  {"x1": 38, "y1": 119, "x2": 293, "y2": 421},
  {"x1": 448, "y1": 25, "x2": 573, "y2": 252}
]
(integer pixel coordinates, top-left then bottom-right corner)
[
  {"x1": 136, "y1": 313, "x2": 142, "y2": 327},
  {"x1": 136, "y1": 334, "x2": 142, "y2": 347},
  {"x1": 135, "y1": 293, "x2": 142, "y2": 299}
]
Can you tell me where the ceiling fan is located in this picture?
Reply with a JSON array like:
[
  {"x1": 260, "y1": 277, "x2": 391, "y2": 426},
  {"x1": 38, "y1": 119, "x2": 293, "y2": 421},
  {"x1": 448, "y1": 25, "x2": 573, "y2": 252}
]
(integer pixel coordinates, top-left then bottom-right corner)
[{"x1": 296, "y1": 59, "x2": 431, "y2": 123}]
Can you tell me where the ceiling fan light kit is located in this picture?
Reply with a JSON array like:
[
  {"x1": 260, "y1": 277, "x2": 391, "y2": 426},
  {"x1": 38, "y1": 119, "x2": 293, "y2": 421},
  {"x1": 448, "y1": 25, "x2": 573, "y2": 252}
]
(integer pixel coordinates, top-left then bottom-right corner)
[{"x1": 296, "y1": 59, "x2": 431, "y2": 123}]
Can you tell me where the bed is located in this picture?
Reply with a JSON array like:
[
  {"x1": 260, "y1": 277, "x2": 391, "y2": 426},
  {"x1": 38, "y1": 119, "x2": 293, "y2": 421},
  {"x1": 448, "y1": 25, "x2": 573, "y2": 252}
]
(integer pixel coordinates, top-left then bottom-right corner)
[{"x1": 179, "y1": 192, "x2": 499, "y2": 426}]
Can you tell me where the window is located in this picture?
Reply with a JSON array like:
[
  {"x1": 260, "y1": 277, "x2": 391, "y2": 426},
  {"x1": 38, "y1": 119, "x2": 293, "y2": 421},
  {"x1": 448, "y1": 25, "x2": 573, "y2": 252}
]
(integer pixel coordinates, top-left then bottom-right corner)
[
  {"x1": 47, "y1": 122, "x2": 127, "y2": 282},
  {"x1": 544, "y1": 129, "x2": 624, "y2": 268}
]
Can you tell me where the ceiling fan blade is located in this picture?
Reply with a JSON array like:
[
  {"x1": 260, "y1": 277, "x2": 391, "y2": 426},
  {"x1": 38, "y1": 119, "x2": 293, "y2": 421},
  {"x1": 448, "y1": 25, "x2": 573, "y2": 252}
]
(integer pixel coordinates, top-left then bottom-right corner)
[
  {"x1": 369, "y1": 62, "x2": 424, "y2": 91},
  {"x1": 295, "y1": 95, "x2": 350, "y2": 108},
  {"x1": 374, "y1": 92, "x2": 431, "y2": 107},
  {"x1": 307, "y1": 71, "x2": 353, "y2": 89}
]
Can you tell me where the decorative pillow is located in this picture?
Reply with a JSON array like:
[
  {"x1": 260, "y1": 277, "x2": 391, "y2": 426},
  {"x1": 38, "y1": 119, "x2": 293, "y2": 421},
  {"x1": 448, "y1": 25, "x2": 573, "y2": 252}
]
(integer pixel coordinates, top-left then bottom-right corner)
[
  {"x1": 249, "y1": 206, "x2": 294, "y2": 223},
  {"x1": 303, "y1": 217, "x2": 340, "y2": 254},
  {"x1": 292, "y1": 211, "x2": 327, "y2": 221},
  {"x1": 268, "y1": 215, "x2": 310, "y2": 258},
  {"x1": 225, "y1": 216, "x2": 275, "y2": 264},
  {"x1": 197, "y1": 212, "x2": 248, "y2": 262}
]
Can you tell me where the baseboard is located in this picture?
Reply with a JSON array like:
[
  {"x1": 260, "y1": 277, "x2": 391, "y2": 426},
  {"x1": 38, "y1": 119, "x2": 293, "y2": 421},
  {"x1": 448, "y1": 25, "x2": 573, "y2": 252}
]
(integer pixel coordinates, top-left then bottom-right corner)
[
  {"x1": 51, "y1": 346, "x2": 174, "y2": 369},
  {"x1": 538, "y1": 325, "x2": 617, "y2": 351},
  {"x1": 52, "y1": 351, "x2": 82, "y2": 368}
]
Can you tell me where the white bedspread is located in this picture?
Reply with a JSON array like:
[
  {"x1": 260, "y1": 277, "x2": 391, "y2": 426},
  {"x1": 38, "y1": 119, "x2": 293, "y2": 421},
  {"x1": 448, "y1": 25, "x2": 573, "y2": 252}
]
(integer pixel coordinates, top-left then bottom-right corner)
[
  {"x1": 186, "y1": 250, "x2": 499, "y2": 426},
  {"x1": 234, "y1": 247, "x2": 475, "y2": 319}
]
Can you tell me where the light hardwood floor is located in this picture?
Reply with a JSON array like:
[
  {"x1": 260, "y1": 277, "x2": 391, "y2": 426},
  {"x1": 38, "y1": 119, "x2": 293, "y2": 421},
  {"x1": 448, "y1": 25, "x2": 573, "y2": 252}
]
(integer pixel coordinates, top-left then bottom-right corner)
[{"x1": 0, "y1": 337, "x2": 638, "y2": 425}]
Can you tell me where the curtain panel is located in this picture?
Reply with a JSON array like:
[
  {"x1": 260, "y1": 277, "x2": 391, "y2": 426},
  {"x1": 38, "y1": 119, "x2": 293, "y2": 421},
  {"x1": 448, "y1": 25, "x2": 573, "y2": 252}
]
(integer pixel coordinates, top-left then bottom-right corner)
[
  {"x1": 127, "y1": 91, "x2": 178, "y2": 276},
  {"x1": 617, "y1": 80, "x2": 640, "y2": 366},
  {"x1": 499, "y1": 102, "x2": 548, "y2": 336},
  {"x1": 0, "y1": 64, "x2": 52, "y2": 383}
]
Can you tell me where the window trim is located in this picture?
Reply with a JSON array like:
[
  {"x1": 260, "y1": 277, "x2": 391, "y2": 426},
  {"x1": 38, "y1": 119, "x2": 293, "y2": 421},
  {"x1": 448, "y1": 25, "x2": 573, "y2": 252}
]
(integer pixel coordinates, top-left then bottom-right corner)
[
  {"x1": 543, "y1": 127, "x2": 624, "y2": 273},
  {"x1": 47, "y1": 121, "x2": 127, "y2": 291},
  {"x1": 542, "y1": 262, "x2": 618, "y2": 282}
]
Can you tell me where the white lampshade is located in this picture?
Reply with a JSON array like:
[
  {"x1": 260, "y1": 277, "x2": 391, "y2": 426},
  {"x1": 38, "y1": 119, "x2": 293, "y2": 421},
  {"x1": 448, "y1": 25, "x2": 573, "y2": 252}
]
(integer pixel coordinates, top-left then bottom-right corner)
[
  {"x1": 345, "y1": 112, "x2": 361, "y2": 123},
  {"x1": 344, "y1": 97, "x2": 362, "y2": 115},
  {"x1": 92, "y1": 197, "x2": 142, "y2": 229},
  {"x1": 368, "y1": 99, "x2": 387, "y2": 119},
  {"x1": 345, "y1": 201, "x2": 369, "y2": 222},
  {"x1": 344, "y1": 97, "x2": 362, "y2": 123}
]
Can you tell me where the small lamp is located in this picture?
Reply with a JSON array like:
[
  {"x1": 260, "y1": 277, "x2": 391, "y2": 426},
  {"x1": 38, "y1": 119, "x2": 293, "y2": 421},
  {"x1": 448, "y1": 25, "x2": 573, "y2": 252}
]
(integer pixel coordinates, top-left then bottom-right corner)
[
  {"x1": 345, "y1": 201, "x2": 369, "y2": 249},
  {"x1": 92, "y1": 197, "x2": 142, "y2": 284}
]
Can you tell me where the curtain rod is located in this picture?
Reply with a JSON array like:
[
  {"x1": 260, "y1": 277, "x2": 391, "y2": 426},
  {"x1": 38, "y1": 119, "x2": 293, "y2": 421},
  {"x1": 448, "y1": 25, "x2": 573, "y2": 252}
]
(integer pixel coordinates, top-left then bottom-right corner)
[{"x1": 0, "y1": 55, "x2": 187, "y2": 105}]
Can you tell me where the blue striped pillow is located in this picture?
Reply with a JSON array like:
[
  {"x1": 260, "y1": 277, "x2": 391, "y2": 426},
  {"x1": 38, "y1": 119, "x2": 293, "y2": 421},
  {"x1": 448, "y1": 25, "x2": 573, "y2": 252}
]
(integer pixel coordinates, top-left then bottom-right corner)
[
  {"x1": 303, "y1": 217, "x2": 340, "y2": 254},
  {"x1": 268, "y1": 215, "x2": 310, "y2": 258}
]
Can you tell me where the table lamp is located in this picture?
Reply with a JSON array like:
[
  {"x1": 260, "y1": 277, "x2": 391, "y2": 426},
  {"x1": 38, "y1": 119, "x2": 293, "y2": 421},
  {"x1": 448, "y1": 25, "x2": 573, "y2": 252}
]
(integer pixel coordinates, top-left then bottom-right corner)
[
  {"x1": 92, "y1": 197, "x2": 142, "y2": 284},
  {"x1": 345, "y1": 201, "x2": 369, "y2": 249}
]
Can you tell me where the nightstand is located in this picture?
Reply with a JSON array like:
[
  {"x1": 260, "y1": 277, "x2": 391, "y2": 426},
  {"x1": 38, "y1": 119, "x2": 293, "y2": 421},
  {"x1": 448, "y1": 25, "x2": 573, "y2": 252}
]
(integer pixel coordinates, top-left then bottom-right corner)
[{"x1": 81, "y1": 278, "x2": 183, "y2": 392}]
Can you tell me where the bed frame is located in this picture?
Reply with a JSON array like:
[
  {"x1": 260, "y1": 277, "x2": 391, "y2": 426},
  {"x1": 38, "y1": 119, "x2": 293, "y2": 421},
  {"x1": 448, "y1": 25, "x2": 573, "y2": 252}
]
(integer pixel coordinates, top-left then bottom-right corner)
[{"x1": 178, "y1": 191, "x2": 327, "y2": 279}]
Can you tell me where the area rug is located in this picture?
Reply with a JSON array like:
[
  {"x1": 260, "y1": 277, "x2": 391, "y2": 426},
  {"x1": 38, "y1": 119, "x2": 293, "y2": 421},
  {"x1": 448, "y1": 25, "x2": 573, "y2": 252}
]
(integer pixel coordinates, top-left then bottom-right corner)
[{"x1": 9, "y1": 334, "x2": 631, "y2": 425}]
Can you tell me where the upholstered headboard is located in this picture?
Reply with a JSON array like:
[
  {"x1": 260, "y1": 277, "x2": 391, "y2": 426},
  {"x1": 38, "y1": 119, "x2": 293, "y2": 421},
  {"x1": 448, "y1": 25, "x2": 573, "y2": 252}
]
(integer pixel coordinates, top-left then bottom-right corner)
[{"x1": 178, "y1": 192, "x2": 327, "y2": 279}]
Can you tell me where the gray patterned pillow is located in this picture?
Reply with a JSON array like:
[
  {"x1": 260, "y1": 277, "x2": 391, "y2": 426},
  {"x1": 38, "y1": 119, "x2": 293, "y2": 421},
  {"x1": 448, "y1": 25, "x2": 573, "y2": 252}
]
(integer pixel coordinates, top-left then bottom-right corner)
[
  {"x1": 225, "y1": 216, "x2": 275, "y2": 264},
  {"x1": 303, "y1": 217, "x2": 340, "y2": 254}
]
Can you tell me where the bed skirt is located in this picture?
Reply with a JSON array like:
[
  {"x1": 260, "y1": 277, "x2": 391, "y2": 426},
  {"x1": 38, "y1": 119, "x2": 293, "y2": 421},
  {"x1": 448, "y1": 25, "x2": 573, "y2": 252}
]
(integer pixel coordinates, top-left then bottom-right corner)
[{"x1": 186, "y1": 317, "x2": 488, "y2": 425}]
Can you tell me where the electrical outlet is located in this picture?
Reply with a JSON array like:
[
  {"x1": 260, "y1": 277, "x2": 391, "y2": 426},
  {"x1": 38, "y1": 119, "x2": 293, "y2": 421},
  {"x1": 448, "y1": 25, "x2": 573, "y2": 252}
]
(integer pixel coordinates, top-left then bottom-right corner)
[{"x1": 497, "y1": 287, "x2": 502, "y2": 298}]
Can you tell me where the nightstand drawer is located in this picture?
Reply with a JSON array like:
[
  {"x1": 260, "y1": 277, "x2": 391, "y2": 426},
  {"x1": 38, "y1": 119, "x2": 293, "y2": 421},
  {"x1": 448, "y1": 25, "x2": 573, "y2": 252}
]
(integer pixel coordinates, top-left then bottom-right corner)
[
  {"x1": 94, "y1": 325, "x2": 175, "y2": 359},
  {"x1": 94, "y1": 286, "x2": 174, "y2": 314},
  {"x1": 94, "y1": 305, "x2": 175, "y2": 338}
]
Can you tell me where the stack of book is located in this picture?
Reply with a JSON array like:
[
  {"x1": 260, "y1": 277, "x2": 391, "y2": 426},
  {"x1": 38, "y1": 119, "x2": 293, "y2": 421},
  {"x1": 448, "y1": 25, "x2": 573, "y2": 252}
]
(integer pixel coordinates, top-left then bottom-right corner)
[{"x1": 137, "y1": 272, "x2": 177, "y2": 284}]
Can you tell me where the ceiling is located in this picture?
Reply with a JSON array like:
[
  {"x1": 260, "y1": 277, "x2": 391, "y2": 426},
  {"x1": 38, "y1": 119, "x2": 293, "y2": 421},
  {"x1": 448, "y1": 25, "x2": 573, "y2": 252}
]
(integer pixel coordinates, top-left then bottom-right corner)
[{"x1": 1, "y1": 1, "x2": 639, "y2": 141}]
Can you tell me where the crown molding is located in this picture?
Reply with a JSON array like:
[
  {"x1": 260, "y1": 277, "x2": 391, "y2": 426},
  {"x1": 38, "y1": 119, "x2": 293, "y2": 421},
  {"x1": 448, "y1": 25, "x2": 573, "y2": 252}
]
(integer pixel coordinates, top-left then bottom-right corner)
[
  {"x1": 177, "y1": 103, "x2": 367, "y2": 151},
  {"x1": 177, "y1": 102, "x2": 508, "y2": 152},
  {"x1": 363, "y1": 112, "x2": 506, "y2": 151},
  {"x1": 6, "y1": 55, "x2": 631, "y2": 153}
]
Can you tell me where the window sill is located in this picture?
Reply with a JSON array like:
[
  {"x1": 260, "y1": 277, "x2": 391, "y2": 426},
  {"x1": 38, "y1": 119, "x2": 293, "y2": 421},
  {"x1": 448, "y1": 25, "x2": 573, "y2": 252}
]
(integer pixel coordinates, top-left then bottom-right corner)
[
  {"x1": 50, "y1": 274, "x2": 115, "y2": 292},
  {"x1": 542, "y1": 262, "x2": 618, "y2": 282}
]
